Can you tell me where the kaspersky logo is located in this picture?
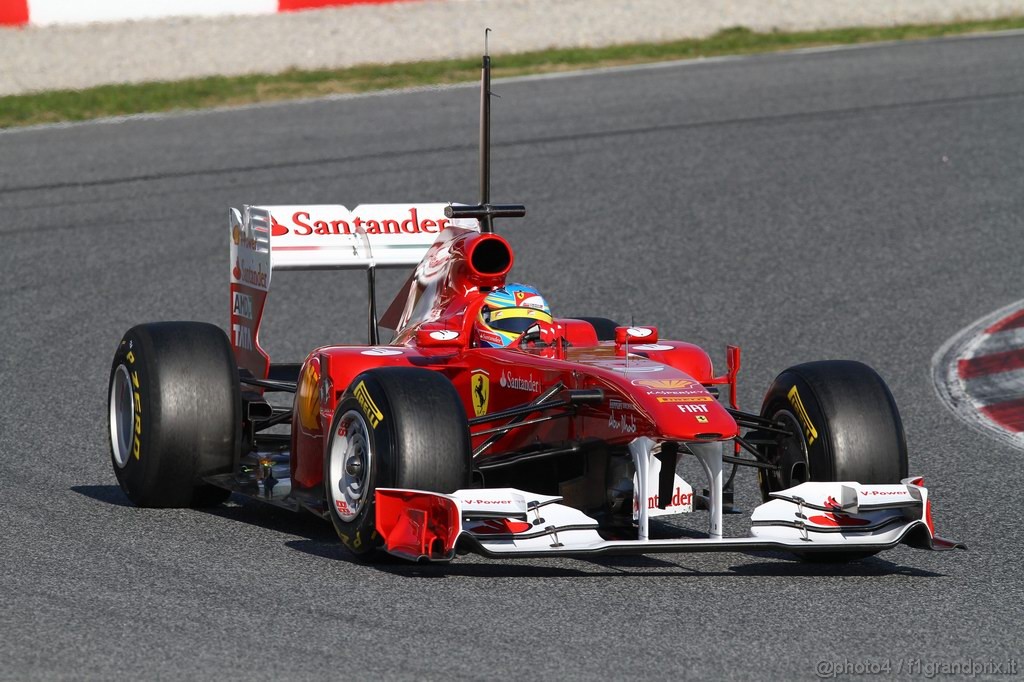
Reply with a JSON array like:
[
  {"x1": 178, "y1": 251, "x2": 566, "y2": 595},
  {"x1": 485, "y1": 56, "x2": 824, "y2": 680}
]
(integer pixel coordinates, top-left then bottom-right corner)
[{"x1": 270, "y1": 208, "x2": 449, "y2": 237}]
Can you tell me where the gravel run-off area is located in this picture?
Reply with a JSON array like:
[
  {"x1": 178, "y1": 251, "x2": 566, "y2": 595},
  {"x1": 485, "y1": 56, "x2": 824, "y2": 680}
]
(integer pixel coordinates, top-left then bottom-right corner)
[{"x1": 2, "y1": 0, "x2": 1023, "y2": 95}]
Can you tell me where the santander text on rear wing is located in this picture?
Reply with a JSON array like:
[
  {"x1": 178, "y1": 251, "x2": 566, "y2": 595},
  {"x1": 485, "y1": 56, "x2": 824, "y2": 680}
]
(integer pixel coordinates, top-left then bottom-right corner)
[{"x1": 228, "y1": 204, "x2": 478, "y2": 378}]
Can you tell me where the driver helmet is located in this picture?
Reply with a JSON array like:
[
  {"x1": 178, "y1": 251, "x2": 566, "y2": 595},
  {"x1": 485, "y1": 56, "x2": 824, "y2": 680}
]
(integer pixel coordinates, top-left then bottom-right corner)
[{"x1": 474, "y1": 283, "x2": 553, "y2": 348}]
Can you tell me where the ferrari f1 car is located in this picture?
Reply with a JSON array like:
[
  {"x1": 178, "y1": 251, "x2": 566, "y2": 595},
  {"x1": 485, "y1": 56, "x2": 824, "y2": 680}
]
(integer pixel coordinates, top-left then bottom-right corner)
[{"x1": 107, "y1": 53, "x2": 963, "y2": 563}]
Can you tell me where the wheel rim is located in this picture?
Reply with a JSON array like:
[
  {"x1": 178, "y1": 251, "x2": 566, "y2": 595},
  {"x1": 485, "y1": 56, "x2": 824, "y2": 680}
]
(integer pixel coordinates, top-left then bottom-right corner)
[
  {"x1": 767, "y1": 409, "x2": 810, "y2": 489},
  {"x1": 328, "y1": 410, "x2": 373, "y2": 522},
  {"x1": 109, "y1": 364, "x2": 135, "y2": 468}
]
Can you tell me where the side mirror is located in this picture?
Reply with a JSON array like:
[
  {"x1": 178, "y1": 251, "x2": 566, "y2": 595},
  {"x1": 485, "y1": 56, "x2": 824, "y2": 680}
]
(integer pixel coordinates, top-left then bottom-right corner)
[
  {"x1": 416, "y1": 328, "x2": 464, "y2": 348},
  {"x1": 615, "y1": 326, "x2": 659, "y2": 345}
]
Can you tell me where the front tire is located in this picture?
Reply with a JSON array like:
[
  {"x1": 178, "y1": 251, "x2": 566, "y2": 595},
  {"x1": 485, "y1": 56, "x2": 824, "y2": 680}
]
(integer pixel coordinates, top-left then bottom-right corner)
[
  {"x1": 324, "y1": 367, "x2": 471, "y2": 559},
  {"x1": 108, "y1": 322, "x2": 239, "y2": 508},
  {"x1": 757, "y1": 360, "x2": 908, "y2": 499},
  {"x1": 757, "y1": 360, "x2": 908, "y2": 563}
]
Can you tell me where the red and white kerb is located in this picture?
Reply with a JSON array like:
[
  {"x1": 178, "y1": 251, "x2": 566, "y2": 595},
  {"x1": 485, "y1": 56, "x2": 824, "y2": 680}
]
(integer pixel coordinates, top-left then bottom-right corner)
[{"x1": 935, "y1": 301, "x2": 1024, "y2": 447}]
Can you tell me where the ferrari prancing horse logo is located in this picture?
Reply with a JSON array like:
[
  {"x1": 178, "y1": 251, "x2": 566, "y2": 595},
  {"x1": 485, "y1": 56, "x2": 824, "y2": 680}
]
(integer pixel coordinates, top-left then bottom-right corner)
[{"x1": 472, "y1": 370, "x2": 490, "y2": 417}]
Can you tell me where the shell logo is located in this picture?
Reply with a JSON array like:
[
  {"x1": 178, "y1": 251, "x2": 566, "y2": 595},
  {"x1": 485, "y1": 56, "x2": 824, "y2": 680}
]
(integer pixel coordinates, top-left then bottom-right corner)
[
  {"x1": 632, "y1": 379, "x2": 696, "y2": 390},
  {"x1": 296, "y1": 362, "x2": 321, "y2": 430}
]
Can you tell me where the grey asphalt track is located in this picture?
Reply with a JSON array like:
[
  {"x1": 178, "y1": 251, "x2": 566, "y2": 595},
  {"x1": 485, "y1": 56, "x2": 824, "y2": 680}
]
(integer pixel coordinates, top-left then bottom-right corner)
[{"x1": 3, "y1": 33, "x2": 1023, "y2": 680}]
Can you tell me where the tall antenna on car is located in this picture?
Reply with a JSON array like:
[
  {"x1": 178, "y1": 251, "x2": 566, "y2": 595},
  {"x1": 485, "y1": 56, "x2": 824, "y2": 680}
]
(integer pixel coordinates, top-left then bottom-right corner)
[
  {"x1": 445, "y1": 30, "x2": 526, "y2": 234},
  {"x1": 480, "y1": 29, "x2": 492, "y2": 223}
]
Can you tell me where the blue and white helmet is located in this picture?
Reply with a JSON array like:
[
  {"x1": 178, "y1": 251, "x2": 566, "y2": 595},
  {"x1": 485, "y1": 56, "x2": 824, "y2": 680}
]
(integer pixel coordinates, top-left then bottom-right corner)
[{"x1": 474, "y1": 283, "x2": 553, "y2": 348}]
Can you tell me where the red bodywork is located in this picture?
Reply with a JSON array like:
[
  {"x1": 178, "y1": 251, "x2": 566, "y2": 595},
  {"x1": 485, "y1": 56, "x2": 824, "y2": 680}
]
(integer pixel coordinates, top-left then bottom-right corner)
[{"x1": 280, "y1": 226, "x2": 741, "y2": 492}]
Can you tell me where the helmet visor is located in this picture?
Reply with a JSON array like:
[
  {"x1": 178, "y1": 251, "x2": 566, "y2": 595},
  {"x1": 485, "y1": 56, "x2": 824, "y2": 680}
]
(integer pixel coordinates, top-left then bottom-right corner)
[{"x1": 488, "y1": 308, "x2": 553, "y2": 336}]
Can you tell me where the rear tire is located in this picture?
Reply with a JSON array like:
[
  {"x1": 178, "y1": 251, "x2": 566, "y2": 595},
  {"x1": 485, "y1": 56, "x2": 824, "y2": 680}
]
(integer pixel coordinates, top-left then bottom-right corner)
[
  {"x1": 756, "y1": 360, "x2": 908, "y2": 563},
  {"x1": 324, "y1": 367, "x2": 471, "y2": 560},
  {"x1": 108, "y1": 322, "x2": 239, "y2": 508}
]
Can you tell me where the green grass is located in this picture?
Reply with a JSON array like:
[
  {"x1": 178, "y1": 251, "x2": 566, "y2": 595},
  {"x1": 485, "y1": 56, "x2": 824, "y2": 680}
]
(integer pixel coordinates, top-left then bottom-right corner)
[{"x1": 3, "y1": 16, "x2": 1023, "y2": 129}]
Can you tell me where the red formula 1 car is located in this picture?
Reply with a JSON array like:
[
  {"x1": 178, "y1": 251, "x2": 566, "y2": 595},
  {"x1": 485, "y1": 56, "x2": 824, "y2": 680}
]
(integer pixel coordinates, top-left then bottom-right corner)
[{"x1": 107, "y1": 55, "x2": 963, "y2": 563}]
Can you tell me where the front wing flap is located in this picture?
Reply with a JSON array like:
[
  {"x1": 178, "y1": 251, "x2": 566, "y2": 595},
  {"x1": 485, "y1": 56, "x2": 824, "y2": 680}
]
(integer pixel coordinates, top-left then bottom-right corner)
[{"x1": 375, "y1": 479, "x2": 964, "y2": 562}]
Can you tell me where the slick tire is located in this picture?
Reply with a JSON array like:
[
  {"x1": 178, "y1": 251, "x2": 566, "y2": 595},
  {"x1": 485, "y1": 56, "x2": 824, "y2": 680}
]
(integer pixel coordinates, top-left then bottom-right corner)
[
  {"x1": 108, "y1": 322, "x2": 239, "y2": 508},
  {"x1": 324, "y1": 367, "x2": 472, "y2": 560},
  {"x1": 573, "y1": 317, "x2": 620, "y2": 342},
  {"x1": 757, "y1": 360, "x2": 908, "y2": 496},
  {"x1": 757, "y1": 360, "x2": 908, "y2": 562}
]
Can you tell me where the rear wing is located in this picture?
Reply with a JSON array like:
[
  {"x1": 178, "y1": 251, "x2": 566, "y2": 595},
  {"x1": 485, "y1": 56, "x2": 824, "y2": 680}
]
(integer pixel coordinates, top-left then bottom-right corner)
[{"x1": 229, "y1": 203, "x2": 478, "y2": 378}]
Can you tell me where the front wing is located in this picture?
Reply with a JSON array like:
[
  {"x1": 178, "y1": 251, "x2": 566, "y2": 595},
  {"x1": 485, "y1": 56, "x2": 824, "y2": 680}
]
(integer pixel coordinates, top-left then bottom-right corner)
[{"x1": 374, "y1": 480, "x2": 964, "y2": 562}]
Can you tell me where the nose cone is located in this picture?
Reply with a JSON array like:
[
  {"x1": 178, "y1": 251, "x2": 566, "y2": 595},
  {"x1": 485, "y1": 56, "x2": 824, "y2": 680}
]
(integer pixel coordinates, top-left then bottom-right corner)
[{"x1": 623, "y1": 376, "x2": 738, "y2": 441}]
